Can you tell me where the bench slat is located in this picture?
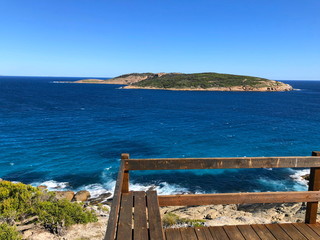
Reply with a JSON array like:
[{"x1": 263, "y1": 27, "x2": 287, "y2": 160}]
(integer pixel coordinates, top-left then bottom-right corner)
[
  {"x1": 117, "y1": 192, "x2": 133, "y2": 240},
  {"x1": 165, "y1": 228, "x2": 183, "y2": 240},
  {"x1": 208, "y1": 226, "x2": 230, "y2": 240},
  {"x1": 146, "y1": 191, "x2": 165, "y2": 240},
  {"x1": 133, "y1": 191, "x2": 148, "y2": 240},
  {"x1": 265, "y1": 224, "x2": 291, "y2": 240},
  {"x1": 251, "y1": 224, "x2": 276, "y2": 240}
]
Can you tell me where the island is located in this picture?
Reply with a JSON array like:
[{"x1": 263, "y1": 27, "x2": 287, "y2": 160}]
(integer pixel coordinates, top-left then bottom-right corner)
[{"x1": 74, "y1": 72, "x2": 293, "y2": 91}]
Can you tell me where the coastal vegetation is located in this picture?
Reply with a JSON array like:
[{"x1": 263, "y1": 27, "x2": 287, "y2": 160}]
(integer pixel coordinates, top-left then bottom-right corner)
[
  {"x1": 0, "y1": 181, "x2": 97, "y2": 237},
  {"x1": 74, "y1": 72, "x2": 293, "y2": 91},
  {"x1": 162, "y1": 212, "x2": 205, "y2": 228}
]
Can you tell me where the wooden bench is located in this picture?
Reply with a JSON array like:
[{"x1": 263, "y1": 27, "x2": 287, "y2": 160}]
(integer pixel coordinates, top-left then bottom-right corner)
[
  {"x1": 105, "y1": 152, "x2": 320, "y2": 240},
  {"x1": 117, "y1": 191, "x2": 164, "y2": 240}
]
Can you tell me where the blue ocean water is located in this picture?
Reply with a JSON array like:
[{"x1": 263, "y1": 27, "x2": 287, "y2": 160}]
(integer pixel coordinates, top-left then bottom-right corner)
[{"x1": 1, "y1": 76, "x2": 320, "y2": 196}]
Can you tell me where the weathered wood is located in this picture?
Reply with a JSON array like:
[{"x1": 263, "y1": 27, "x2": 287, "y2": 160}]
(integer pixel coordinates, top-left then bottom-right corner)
[
  {"x1": 195, "y1": 227, "x2": 213, "y2": 240},
  {"x1": 158, "y1": 191, "x2": 320, "y2": 206},
  {"x1": 208, "y1": 226, "x2": 229, "y2": 240},
  {"x1": 305, "y1": 151, "x2": 320, "y2": 224},
  {"x1": 165, "y1": 228, "x2": 183, "y2": 240},
  {"x1": 133, "y1": 192, "x2": 148, "y2": 240},
  {"x1": 251, "y1": 224, "x2": 276, "y2": 240},
  {"x1": 146, "y1": 191, "x2": 165, "y2": 240},
  {"x1": 180, "y1": 227, "x2": 198, "y2": 240},
  {"x1": 237, "y1": 225, "x2": 260, "y2": 240},
  {"x1": 279, "y1": 223, "x2": 307, "y2": 240},
  {"x1": 104, "y1": 161, "x2": 125, "y2": 240},
  {"x1": 292, "y1": 223, "x2": 320, "y2": 239},
  {"x1": 265, "y1": 224, "x2": 291, "y2": 240},
  {"x1": 124, "y1": 156, "x2": 320, "y2": 170},
  {"x1": 121, "y1": 154, "x2": 130, "y2": 193},
  {"x1": 117, "y1": 192, "x2": 133, "y2": 240},
  {"x1": 223, "y1": 226, "x2": 245, "y2": 240},
  {"x1": 307, "y1": 224, "x2": 320, "y2": 236}
]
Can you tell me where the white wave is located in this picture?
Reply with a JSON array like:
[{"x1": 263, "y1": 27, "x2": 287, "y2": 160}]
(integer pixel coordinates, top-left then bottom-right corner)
[
  {"x1": 37, "y1": 180, "x2": 70, "y2": 190},
  {"x1": 80, "y1": 183, "x2": 112, "y2": 198},
  {"x1": 289, "y1": 169, "x2": 309, "y2": 187}
]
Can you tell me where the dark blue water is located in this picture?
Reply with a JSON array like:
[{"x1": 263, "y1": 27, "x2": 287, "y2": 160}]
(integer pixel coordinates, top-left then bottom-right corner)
[{"x1": 1, "y1": 76, "x2": 319, "y2": 196}]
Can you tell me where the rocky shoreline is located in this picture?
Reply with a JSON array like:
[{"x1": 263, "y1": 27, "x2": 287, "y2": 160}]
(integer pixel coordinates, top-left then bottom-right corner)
[{"x1": 123, "y1": 84, "x2": 292, "y2": 92}]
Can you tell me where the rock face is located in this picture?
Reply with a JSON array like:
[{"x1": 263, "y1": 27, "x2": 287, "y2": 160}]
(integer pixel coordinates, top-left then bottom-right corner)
[
  {"x1": 73, "y1": 190, "x2": 91, "y2": 202},
  {"x1": 55, "y1": 191, "x2": 75, "y2": 201}
]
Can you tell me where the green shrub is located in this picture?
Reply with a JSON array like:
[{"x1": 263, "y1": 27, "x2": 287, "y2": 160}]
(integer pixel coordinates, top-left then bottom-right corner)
[
  {"x1": 0, "y1": 223, "x2": 21, "y2": 240},
  {"x1": 162, "y1": 212, "x2": 205, "y2": 227},
  {"x1": 0, "y1": 181, "x2": 97, "y2": 234},
  {"x1": 36, "y1": 199, "x2": 97, "y2": 229},
  {"x1": 0, "y1": 181, "x2": 43, "y2": 222}
]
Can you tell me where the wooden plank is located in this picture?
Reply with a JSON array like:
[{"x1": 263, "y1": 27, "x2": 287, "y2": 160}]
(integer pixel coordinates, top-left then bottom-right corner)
[
  {"x1": 158, "y1": 191, "x2": 320, "y2": 206},
  {"x1": 117, "y1": 192, "x2": 133, "y2": 240},
  {"x1": 124, "y1": 156, "x2": 320, "y2": 170},
  {"x1": 305, "y1": 151, "x2": 320, "y2": 224},
  {"x1": 146, "y1": 191, "x2": 165, "y2": 240},
  {"x1": 104, "y1": 160, "x2": 125, "y2": 240},
  {"x1": 251, "y1": 224, "x2": 276, "y2": 240},
  {"x1": 208, "y1": 226, "x2": 229, "y2": 240},
  {"x1": 165, "y1": 228, "x2": 183, "y2": 240},
  {"x1": 180, "y1": 227, "x2": 198, "y2": 240},
  {"x1": 292, "y1": 223, "x2": 320, "y2": 239},
  {"x1": 237, "y1": 225, "x2": 260, "y2": 240},
  {"x1": 223, "y1": 226, "x2": 245, "y2": 240},
  {"x1": 307, "y1": 223, "x2": 320, "y2": 236},
  {"x1": 121, "y1": 154, "x2": 130, "y2": 193},
  {"x1": 195, "y1": 227, "x2": 214, "y2": 240},
  {"x1": 265, "y1": 224, "x2": 291, "y2": 240},
  {"x1": 133, "y1": 191, "x2": 148, "y2": 240},
  {"x1": 279, "y1": 223, "x2": 307, "y2": 240}
]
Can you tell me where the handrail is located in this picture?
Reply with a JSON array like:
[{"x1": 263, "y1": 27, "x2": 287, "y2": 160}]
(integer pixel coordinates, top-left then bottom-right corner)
[{"x1": 124, "y1": 155, "x2": 320, "y2": 170}]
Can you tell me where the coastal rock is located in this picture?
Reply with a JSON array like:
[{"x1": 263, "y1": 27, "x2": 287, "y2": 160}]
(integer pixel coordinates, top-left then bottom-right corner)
[
  {"x1": 73, "y1": 190, "x2": 91, "y2": 202},
  {"x1": 37, "y1": 185, "x2": 47, "y2": 191},
  {"x1": 54, "y1": 191, "x2": 75, "y2": 201},
  {"x1": 88, "y1": 192, "x2": 112, "y2": 204}
]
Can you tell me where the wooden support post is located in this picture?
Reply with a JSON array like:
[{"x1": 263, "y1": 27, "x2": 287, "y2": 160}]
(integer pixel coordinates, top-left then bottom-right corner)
[
  {"x1": 305, "y1": 151, "x2": 320, "y2": 224},
  {"x1": 121, "y1": 153, "x2": 130, "y2": 193}
]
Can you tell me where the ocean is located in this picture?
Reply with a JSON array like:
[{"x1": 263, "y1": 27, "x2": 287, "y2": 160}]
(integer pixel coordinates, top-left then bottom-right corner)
[{"x1": 1, "y1": 76, "x2": 320, "y2": 197}]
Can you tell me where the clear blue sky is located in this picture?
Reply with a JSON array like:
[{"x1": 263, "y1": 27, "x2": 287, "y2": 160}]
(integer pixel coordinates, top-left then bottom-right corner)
[{"x1": 1, "y1": 0, "x2": 319, "y2": 79}]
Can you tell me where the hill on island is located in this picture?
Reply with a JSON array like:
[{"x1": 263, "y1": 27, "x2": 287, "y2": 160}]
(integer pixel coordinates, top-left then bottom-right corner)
[{"x1": 74, "y1": 72, "x2": 293, "y2": 92}]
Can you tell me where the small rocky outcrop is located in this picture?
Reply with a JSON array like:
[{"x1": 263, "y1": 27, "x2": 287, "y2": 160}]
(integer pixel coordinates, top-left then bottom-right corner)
[
  {"x1": 88, "y1": 192, "x2": 112, "y2": 205},
  {"x1": 54, "y1": 191, "x2": 75, "y2": 201},
  {"x1": 73, "y1": 190, "x2": 91, "y2": 202}
]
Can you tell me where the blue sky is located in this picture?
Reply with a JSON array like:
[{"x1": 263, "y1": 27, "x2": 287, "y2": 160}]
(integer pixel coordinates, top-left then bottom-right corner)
[{"x1": 0, "y1": 0, "x2": 319, "y2": 79}]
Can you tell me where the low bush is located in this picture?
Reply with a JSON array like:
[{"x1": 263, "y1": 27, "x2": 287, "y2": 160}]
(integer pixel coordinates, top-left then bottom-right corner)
[
  {"x1": 0, "y1": 181, "x2": 97, "y2": 234},
  {"x1": 162, "y1": 212, "x2": 205, "y2": 227},
  {"x1": 0, "y1": 223, "x2": 21, "y2": 240}
]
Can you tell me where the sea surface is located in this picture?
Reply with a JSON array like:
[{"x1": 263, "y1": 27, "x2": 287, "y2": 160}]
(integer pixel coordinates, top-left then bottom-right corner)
[{"x1": 1, "y1": 76, "x2": 320, "y2": 197}]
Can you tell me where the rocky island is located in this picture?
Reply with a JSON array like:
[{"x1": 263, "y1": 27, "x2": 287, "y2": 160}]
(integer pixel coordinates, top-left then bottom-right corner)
[{"x1": 74, "y1": 72, "x2": 293, "y2": 91}]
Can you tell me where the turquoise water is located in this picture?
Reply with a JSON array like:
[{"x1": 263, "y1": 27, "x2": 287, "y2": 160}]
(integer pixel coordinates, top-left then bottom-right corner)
[{"x1": 1, "y1": 76, "x2": 319, "y2": 196}]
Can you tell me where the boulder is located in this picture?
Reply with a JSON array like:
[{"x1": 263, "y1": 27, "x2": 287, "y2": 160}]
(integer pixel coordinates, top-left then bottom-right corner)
[
  {"x1": 37, "y1": 185, "x2": 47, "y2": 191},
  {"x1": 88, "y1": 192, "x2": 112, "y2": 204},
  {"x1": 73, "y1": 190, "x2": 91, "y2": 202},
  {"x1": 55, "y1": 191, "x2": 75, "y2": 201}
]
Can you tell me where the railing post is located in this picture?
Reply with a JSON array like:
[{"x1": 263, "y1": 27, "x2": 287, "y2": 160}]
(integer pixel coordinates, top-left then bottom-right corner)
[
  {"x1": 121, "y1": 153, "x2": 130, "y2": 193},
  {"x1": 305, "y1": 151, "x2": 320, "y2": 224}
]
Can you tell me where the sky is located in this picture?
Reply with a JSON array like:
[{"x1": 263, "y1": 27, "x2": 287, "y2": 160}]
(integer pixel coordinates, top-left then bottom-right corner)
[{"x1": 0, "y1": 0, "x2": 319, "y2": 80}]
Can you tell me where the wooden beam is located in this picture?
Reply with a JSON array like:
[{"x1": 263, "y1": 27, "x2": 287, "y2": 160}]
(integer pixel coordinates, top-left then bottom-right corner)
[
  {"x1": 305, "y1": 151, "x2": 320, "y2": 224},
  {"x1": 121, "y1": 153, "x2": 130, "y2": 193},
  {"x1": 124, "y1": 156, "x2": 320, "y2": 170},
  {"x1": 104, "y1": 160, "x2": 125, "y2": 240},
  {"x1": 158, "y1": 191, "x2": 320, "y2": 206}
]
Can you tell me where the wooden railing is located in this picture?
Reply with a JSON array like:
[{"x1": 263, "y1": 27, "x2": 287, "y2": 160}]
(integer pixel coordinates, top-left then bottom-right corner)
[{"x1": 105, "y1": 151, "x2": 320, "y2": 240}]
